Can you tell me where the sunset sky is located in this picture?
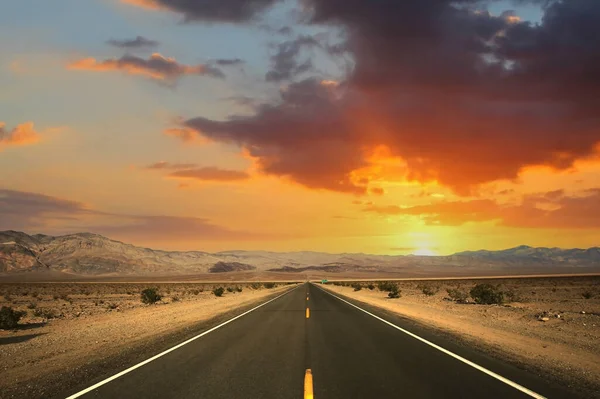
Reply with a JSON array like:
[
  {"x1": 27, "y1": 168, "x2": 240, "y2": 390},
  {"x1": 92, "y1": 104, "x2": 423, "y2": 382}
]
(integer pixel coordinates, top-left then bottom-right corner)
[{"x1": 1, "y1": 0, "x2": 599, "y2": 255}]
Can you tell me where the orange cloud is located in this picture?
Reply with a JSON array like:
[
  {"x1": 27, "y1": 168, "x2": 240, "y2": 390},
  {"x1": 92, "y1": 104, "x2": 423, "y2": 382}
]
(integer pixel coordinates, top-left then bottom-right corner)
[
  {"x1": 364, "y1": 189, "x2": 600, "y2": 229},
  {"x1": 164, "y1": 127, "x2": 204, "y2": 143},
  {"x1": 68, "y1": 53, "x2": 224, "y2": 82},
  {"x1": 168, "y1": 167, "x2": 249, "y2": 182},
  {"x1": 0, "y1": 122, "x2": 40, "y2": 149}
]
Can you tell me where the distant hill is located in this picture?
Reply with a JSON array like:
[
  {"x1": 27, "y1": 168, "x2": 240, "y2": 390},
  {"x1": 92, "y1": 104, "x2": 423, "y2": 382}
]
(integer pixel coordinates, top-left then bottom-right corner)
[{"x1": 1, "y1": 231, "x2": 599, "y2": 279}]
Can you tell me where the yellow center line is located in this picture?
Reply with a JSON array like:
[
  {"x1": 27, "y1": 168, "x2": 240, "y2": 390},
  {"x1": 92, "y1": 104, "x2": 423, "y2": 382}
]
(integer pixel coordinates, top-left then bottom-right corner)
[
  {"x1": 304, "y1": 369, "x2": 314, "y2": 399},
  {"x1": 306, "y1": 307, "x2": 310, "y2": 318}
]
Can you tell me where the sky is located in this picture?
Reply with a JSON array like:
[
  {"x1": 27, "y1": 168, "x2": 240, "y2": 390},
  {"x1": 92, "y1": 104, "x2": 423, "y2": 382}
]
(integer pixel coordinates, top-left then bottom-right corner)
[{"x1": 1, "y1": 0, "x2": 599, "y2": 255}]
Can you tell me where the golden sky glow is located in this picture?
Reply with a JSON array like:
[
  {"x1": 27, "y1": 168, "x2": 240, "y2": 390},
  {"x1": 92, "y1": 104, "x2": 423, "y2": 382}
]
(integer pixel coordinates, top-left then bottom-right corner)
[{"x1": 2, "y1": 1, "x2": 600, "y2": 254}]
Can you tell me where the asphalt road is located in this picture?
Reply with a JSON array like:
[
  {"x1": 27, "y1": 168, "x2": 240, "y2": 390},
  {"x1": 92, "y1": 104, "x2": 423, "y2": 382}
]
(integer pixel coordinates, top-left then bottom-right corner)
[{"x1": 63, "y1": 283, "x2": 580, "y2": 399}]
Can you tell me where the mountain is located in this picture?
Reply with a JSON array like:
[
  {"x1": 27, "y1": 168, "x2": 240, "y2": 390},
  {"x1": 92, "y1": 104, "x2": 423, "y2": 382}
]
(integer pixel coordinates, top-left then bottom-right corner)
[{"x1": 0, "y1": 231, "x2": 599, "y2": 278}]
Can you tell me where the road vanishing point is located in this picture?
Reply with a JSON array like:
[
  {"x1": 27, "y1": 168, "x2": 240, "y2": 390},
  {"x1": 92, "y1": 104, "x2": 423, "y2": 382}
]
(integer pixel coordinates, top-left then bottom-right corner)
[{"x1": 63, "y1": 283, "x2": 580, "y2": 399}]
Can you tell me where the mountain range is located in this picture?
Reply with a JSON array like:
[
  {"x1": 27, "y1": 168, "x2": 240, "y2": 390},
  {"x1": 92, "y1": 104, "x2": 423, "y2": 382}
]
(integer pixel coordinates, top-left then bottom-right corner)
[{"x1": 1, "y1": 231, "x2": 599, "y2": 280}]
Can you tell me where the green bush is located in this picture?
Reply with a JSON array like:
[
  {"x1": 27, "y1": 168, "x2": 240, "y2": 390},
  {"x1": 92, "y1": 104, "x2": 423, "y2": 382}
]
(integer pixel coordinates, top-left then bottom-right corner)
[
  {"x1": 377, "y1": 281, "x2": 397, "y2": 292},
  {"x1": 388, "y1": 285, "x2": 401, "y2": 299},
  {"x1": 140, "y1": 288, "x2": 162, "y2": 304},
  {"x1": 470, "y1": 284, "x2": 504, "y2": 305},
  {"x1": 367, "y1": 284, "x2": 375, "y2": 290},
  {"x1": 213, "y1": 287, "x2": 225, "y2": 297},
  {"x1": 250, "y1": 283, "x2": 262, "y2": 290},
  {"x1": 418, "y1": 284, "x2": 438, "y2": 296},
  {"x1": 226, "y1": 287, "x2": 234, "y2": 293},
  {"x1": 263, "y1": 282, "x2": 276, "y2": 289},
  {"x1": 0, "y1": 306, "x2": 26, "y2": 329},
  {"x1": 33, "y1": 308, "x2": 57, "y2": 319},
  {"x1": 236, "y1": 286, "x2": 243, "y2": 293},
  {"x1": 351, "y1": 283, "x2": 362, "y2": 291},
  {"x1": 446, "y1": 288, "x2": 468, "y2": 302}
]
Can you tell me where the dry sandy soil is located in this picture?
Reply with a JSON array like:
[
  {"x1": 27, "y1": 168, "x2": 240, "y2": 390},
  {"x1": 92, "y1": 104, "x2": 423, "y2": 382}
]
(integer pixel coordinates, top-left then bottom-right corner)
[
  {"x1": 0, "y1": 282, "x2": 294, "y2": 399},
  {"x1": 322, "y1": 276, "x2": 600, "y2": 398}
]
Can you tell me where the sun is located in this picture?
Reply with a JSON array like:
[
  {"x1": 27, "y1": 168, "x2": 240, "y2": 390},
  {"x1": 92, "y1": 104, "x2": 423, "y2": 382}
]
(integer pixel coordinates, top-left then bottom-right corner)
[{"x1": 413, "y1": 248, "x2": 437, "y2": 256}]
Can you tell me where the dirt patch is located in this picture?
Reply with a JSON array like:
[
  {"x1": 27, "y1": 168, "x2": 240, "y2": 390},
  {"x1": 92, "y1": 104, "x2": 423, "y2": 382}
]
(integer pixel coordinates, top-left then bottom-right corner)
[
  {"x1": 0, "y1": 282, "x2": 295, "y2": 399},
  {"x1": 321, "y1": 276, "x2": 600, "y2": 398}
]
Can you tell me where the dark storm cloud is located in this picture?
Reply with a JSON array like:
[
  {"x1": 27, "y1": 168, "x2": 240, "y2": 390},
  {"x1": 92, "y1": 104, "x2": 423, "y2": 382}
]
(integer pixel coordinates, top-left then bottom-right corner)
[
  {"x1": 107, "y1": 36, "x2": 159, "y2": 49},
  {"x1": 177, "y1": 0, "x2": 600, "y2": 195},
  {"x1": 265, "y1": 35, "x2": 320, "y2": 82}
]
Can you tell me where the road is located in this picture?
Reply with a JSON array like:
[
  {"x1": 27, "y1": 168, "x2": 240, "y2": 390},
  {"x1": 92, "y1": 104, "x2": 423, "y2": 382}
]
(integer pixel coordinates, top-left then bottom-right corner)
[{"x1": 63, "y1": 283, "x2": 580, "y2": 399}]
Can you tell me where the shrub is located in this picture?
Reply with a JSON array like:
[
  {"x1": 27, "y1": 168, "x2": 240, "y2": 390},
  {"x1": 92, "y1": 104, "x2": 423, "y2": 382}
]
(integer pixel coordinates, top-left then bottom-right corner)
[
  {"x1": 250, "y1": 283, "x2": 262, "y2": 290},
  {"x1": 227, "y1": 287, "x2": 235, "y2": 293},
  {"x1": 446, "y1": 288, "x2": 468, "y2": 302},
  {"x1": 351, "y1": 283, "x2": 362, "y2": 291},
  {"x1": 470, "y1": 284, "x2": 504, "y2": 305},
  {"x1": 582, "y1": 291, "x2": 593, "y2": 299},
  {"x1": 0, "y1": 306, "x2": 26, "y2": 329},
  {"x1": 388, "y1": 285, "x2": 401, "y2": 299},
  {"x1": 33, "y1": 308, "x2": 57, "y2": 319},
  {"x1": 504, "y1": 289, "x2": 521, "y2": 302},
  {"x1": 264, "y1": 282, "x2": 276, "y2": 289},
  {"x1": 106, "y1": 303, "x2": 118, "y2": 309},
  {"x1": 367, "y1": 284, "x2": 375, "y2": 290},
  {"x1": 140, "y1": 288, "x2": 162, "y2": 304},
  {"x1": 31, "y1": 292, "x2": 39, "y2": 298},
  {"x1": 27, "y1": 302, "x2": 37, "y2": 309},
  {"x1": 4, "y1": 294, "x2": 13, "y2": 302},
  {"x1": 420, "y1": 284, "x2": 438, "y2": 296},
  {"x1": 236, "y1": 286, "x2": 243, "y2": 293},
  {"x1": 171, "y1": 297, "x2": 180, "y2": 303},
  {"x1": 213, "y1": 287, "x2": 225, "y2": 297},
  {"x1": 53, "y1": 294, "x2": 60, "y2": 300},
  {"x1": 377, "y1": 281, "x2": 397, "y2": 292}
]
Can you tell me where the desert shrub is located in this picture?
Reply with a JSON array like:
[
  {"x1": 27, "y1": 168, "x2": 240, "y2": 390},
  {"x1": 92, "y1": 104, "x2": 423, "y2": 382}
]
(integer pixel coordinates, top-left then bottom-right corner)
[
  {"x1": 504, "y1": 289, "x2": 522, "y2": 302},
  {"x1": 27, "y1": 302, "x2": 37, "y2": 309},
  {"x1": 419, "y1": 284, "x2": 438, "y2": 296},
  {"x1": 236, "y1": 286, "x2": 243, "y2": 293},
  {"x1": 59, "y1": 294, "x2": 71, "y2": 303},
  {"x1": 33, "y1": 308, "x2": 57, "y2": 319},
  {"x1": 226, "y1": 287, "x2": 234, "y2": 293},
  {"x1": 106, "y1": 303, "x2": 118, "y2": 309},
  {"x1": 582, "y1": 291, "x2": 594, "y2": 299},
  {"x1": 4, "y1": 294, "x2": 13, "y2": 302},
  {"x1": 171, "y1": 297, "x2": 180, "y2": 303},
  {"x1": 0, "y1": 306, "x2": 26, "y2": 329},
  {"x1": 264, "y1": 282, "x2": 276, "y2": 289},
  {"x1": 213, "y1": 287, "x2": 225, "y2": 297},
  {"x1": 250, "y1": 283, "x2": 262, "y2": 290},
  {"x1": 446, "y1": 288, "x2": 468, "y2": 302},
  {"x1": 191, "y1": 289, "x2": 201, "y2": 295},
  {"x1": 31, "y1": 292, "x2": 39, "y2": 299},
  {"x1": 351, "y1": 283, "x2": 362, "y2": 291},
  {"x1": 388, "y1": 285, "x2": 401, "y2": 299},
  {"x1": 367, "y1": 284, "x2": 375, "y2": 290},
  {"x1": 378, "y1": 281, "x2": 397, "y2": 292},
  {"x1": 140, "y1": 288, "x2": 162, "y2": 304},
  {"x1": 53, "y1": 294, "x2": 60, "y2": 300},
  {"x1": 470, "y1": 284, "x2": 504, "y2": 305}
]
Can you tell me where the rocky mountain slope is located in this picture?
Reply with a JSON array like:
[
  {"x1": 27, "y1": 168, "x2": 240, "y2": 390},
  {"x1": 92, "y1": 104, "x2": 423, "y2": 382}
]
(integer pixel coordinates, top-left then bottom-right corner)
[{"x1": 0, "y1": 231, "x2": 599, "y2": 277}]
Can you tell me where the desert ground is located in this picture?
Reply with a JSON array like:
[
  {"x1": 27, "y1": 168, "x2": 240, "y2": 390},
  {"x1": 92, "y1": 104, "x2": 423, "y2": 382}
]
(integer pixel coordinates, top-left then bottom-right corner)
[
  {"x1": 0, "y1": 282, "x2": 296, "y2": 399},
  {"x1": 321, "y1": 275, "x2": 600, "y2": 397}
]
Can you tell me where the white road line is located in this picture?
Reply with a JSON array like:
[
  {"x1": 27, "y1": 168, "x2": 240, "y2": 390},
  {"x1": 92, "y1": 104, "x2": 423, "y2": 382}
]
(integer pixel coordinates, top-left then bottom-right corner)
[
  {"x1": 316, "y1": 285, "x2": 546, "y2": 399},
  {"x1": 66, "y1": 285, "x2": 300, "y2": 399}
]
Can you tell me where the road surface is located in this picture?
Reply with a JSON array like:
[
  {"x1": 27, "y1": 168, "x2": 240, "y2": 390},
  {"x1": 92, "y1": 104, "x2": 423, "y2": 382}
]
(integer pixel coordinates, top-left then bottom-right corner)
[{"x1": 63, "y1": 283, "x2": 580, "y2": 399}]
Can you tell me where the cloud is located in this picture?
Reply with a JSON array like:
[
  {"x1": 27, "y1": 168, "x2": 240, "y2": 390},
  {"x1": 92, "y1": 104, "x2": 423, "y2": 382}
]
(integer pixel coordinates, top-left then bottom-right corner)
[
  {"x1": 265, "y1": 35, "x2": 319, "y2": 82},
  {"x1": 0, "y1": 189, "x2": 260, "y2": 242},
  {"x1": 68, "y1": 53, "x2": 224, "y2": 82},
  {"x1": 168, "y1": 167, "x2": 250, "y2": 182},
  {"x1": 179, "y1": 0, "x2": 600, "y2": 195},
  {"x1": 146, "y1": 161, "x2": 198, "y2": 170},
  {"x1": 107, "y1": 36, "x2": 159, "y2": 49},
  {"x1": 121, "y1": 0, "x2": 280, "y2": 23},
  {"x1": 214, "y1": 58, "x2": 245, "y2": 66},
  {"x1": 0, "y1": 122, "x2": 40, "y2": 149},
  {"x1": 363, "y1": 189, "x2": 600, "y2": 229},
  {"x1": 164, "y1": 127, "x2": 202, "y2": 143}
]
